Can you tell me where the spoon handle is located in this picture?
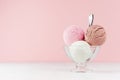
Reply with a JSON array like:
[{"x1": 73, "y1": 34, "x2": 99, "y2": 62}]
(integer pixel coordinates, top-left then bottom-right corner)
[{"x1": 89, "y1": 14, "x2": 94, "y2": 26}]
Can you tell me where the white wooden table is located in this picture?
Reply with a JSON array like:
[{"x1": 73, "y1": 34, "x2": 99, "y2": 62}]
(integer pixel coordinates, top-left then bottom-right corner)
[{"x1": 0, "y1": 63, "x2": 120, "y2": 80}]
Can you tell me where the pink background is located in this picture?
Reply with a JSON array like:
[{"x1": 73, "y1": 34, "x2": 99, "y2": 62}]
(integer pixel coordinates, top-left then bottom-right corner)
[{"x1": 0, "y1": 0, "x2": 119, "y2": 62}]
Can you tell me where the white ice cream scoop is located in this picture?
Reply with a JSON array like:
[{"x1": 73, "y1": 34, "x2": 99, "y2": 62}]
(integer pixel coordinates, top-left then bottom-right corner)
[{"x1": 69, "y1": 41, "x2": 93, "y2": 63}]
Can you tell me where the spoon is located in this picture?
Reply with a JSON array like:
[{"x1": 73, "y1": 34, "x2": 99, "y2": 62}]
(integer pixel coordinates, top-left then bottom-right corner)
[{"x1": 89, "y1": 14, "x2": 94, "y2": 27}]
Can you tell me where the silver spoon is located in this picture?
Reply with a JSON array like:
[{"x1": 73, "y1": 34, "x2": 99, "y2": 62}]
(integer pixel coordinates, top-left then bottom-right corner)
[{"x1": 89, "y1": 14, "x2": 94, "y2": 27}]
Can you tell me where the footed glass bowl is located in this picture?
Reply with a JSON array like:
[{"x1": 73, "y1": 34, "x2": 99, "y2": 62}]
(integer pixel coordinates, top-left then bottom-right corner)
[{"x1": 64, "y1": 46, "x2": 100, "y2": 72}]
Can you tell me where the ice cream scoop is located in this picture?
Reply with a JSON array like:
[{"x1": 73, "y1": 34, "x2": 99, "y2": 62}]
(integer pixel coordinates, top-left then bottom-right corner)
[
  {"x1": 85, "y1": 25, "x2": 106, "y2": 46},
  {"x1": 69, "y1": 41, "x2": 93, "y2": 63},
  {"x1": 63, "y1": 25, "x2": 85, "y2": 46}
]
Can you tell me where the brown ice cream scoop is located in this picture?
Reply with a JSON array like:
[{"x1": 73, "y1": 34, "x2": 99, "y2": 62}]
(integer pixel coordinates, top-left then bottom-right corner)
[{"x1": 85, "y1": 25, "x2": 106, "y2": 46}]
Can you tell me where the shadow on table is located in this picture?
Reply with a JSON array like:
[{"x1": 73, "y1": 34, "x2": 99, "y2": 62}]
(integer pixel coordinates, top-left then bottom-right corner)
[{"x1": 54, "y1": 67, "x2": 120, "y2": 73}]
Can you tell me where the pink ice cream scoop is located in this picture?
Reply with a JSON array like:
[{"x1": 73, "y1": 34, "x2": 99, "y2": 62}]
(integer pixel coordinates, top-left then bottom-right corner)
[
  {"x1": 85, "y1": 25, "x2": 106, "y2": 46},
  {"x1": 63, "y1": 25, "x2": 85, "y2": 46}
]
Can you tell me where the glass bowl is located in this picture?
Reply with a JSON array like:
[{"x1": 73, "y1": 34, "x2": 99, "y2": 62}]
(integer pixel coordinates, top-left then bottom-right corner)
[{"x1": 64, "y1": 46, "x2": 100, "y2": 72}]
